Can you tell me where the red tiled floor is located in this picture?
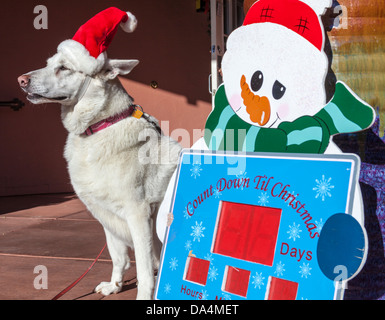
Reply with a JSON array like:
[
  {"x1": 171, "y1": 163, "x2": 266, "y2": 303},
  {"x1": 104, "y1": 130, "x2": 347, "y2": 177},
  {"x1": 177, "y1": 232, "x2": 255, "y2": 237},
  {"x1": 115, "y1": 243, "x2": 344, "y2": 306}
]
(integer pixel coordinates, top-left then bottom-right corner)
[{"x1": 0, "y1": 193, "x2": 138, "y2": 300}]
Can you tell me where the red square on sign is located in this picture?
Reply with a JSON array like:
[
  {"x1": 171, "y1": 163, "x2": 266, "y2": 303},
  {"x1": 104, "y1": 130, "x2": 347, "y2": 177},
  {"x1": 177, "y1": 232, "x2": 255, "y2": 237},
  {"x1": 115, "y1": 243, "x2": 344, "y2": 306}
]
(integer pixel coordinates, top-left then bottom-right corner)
[
  {"x1": 223, "y1": 266, "x2": 250, "y2": 298},
  {"x1": 213, "y1": 201, "x2": 281, "y2": 266},
  {"x1": 267, "y1": 277, "x2": 298, "y2": 300},
  {"x1": 184, "y1": 257, "x2": 210, "y2": 286}
]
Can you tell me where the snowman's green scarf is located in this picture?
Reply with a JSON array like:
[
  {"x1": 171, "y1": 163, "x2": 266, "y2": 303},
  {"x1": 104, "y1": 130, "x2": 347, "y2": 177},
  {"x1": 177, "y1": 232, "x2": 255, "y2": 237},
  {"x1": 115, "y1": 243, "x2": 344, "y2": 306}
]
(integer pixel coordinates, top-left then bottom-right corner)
[{"x1": 204, "y1": 82, "x2": 375, "y2": 154}]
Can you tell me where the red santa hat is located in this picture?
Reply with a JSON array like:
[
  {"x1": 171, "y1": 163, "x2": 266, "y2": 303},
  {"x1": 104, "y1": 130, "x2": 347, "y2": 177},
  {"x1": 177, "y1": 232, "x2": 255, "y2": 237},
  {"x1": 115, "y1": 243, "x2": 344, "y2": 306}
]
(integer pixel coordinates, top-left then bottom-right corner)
[
  {"x1": 243, "y1": 0, "x2": 331, "y2": 51},
  {"x1": 57, "y1": 7, "x2": 137, "y2": 75}
]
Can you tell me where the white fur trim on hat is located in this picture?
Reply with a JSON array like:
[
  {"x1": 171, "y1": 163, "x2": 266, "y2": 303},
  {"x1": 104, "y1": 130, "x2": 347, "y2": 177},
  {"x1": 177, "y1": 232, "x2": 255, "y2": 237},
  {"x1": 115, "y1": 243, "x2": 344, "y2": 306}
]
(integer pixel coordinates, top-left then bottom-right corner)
[
  {"x1": 57, "y1": 40, "x2": 106, "y2": 75},
  {"x1": 120, "y1": 11, "x2": 138, "y2": 33}
]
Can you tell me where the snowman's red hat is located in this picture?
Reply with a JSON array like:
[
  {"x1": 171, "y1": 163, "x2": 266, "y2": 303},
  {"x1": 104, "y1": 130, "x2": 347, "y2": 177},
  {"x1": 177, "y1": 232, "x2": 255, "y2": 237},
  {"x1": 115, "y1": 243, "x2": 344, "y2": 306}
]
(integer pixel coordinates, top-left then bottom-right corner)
[
  {"x1": 57, "y1": 7, "x2": 137, "y2": 75},
  {"x1": 243, "y1": 0, "x2": 330, "y2": 51}
]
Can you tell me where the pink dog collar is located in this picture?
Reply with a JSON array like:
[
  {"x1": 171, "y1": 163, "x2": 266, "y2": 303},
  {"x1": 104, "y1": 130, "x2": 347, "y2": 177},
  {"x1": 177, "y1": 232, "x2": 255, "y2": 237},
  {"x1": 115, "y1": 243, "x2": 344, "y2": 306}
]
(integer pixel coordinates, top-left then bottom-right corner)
[{"x1": 83, "y1": 105, "x2": 136, "y2": 136}]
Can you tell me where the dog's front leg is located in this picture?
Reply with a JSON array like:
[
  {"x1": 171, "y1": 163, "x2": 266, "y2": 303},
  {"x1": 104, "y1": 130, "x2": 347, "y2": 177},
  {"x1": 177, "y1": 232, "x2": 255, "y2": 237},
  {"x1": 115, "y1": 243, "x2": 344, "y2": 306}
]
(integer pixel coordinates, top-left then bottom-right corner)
[
  {"x1": 95, "y1": 228, "x2": 131, "y2": 296},
  {"x1": 127, "y1": 205, "x2": 155, "y2": 300}
]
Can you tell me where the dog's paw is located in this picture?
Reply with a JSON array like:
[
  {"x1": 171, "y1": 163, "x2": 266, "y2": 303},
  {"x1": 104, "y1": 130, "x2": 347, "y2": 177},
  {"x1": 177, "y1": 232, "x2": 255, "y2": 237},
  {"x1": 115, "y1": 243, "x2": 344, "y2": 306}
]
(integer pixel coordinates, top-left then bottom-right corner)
[
  {"x1": 94, "y1": 281, "x2": 122, "y2": 296},
  {"x1": 136, "y1": 290, "x2": 152, "y2": 300}
]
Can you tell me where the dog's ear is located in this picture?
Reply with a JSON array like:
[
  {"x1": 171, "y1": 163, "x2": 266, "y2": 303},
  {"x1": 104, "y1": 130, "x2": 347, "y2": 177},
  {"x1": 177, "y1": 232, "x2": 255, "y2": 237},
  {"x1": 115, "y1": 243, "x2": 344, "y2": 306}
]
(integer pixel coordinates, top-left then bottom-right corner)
[{"x1": 104, "y1": 59, "x2": 139, "y2": 79}]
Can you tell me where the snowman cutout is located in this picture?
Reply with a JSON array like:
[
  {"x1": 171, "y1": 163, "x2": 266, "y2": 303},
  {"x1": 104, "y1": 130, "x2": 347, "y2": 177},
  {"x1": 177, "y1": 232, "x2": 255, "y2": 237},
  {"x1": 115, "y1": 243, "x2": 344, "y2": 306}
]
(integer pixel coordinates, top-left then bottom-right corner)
[
  {"x1": 202, "y1": 0, "x2": 375, "y2": 222},
  {"x1": 157, "y1": 0, "x2": 375, "y2": 286},
  {"x1": 204, "y1": 0, "x2": 374, "y2": 152}
]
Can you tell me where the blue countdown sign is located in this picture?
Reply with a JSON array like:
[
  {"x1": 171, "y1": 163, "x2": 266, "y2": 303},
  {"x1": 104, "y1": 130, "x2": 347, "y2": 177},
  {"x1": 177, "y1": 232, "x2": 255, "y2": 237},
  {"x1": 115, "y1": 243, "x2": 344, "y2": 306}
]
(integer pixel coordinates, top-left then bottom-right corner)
[{"x1": 154, "y1": 150, "x2": 367, "y2": 300}]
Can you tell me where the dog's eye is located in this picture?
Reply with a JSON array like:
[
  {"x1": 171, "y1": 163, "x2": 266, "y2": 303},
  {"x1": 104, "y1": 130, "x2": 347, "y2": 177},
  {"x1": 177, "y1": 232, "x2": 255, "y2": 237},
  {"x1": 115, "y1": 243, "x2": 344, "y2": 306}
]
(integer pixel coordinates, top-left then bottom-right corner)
[{"x1": 59, "y1": 66, "x2": 69, "y2": 71}]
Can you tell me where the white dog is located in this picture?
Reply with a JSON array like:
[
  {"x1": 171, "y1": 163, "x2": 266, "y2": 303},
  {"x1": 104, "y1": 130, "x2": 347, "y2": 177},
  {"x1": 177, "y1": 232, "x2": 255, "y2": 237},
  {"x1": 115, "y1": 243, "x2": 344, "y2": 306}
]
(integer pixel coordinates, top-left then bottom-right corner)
[{"x1": 18, "y1": 10, "x2": 181, "y2": 300}]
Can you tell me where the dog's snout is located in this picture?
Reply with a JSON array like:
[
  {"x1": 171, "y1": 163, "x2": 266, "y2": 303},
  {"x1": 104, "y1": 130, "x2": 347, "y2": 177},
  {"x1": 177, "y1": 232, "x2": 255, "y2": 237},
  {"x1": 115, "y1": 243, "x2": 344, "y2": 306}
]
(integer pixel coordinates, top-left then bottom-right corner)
[{"x1": 18, "y1": 75, "x2": 30, "y2": 88}]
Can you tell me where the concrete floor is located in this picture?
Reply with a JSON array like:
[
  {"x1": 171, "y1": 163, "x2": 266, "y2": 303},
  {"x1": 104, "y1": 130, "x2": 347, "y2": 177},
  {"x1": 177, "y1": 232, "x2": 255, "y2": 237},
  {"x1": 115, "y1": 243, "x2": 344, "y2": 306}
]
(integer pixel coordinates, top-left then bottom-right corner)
[{"x1": 0, "y1": 193, "x2": 138, "y2": 300}]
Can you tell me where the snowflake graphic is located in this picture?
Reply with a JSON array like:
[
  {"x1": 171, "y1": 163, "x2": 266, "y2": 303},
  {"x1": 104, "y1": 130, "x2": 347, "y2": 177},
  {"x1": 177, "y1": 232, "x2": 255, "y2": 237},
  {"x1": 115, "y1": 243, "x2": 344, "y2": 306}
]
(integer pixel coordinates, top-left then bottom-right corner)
[
  {"x1": 200, "y1": 290, "x2": 209, "y2": 300},
  {"x1": 191, "y1": 221, "x2": 205, "y2": 242},
  {"x1": 204, "y1": 252, "x2": 214, "y2": 262},
  {"x1": 184, "y1": 240, "x2": 192, "y2": 251},
  {"x1": 213, "y1": 188, "x2": 222, "y2": 199},
  {"x1": 285, "y1": 190, "x2": 298, "y2": 207},
  {"x1": 252, "y1": 272, "x2": 265, "y2": 289},
  {"x1": 313, "y1": 175, "x2": 334, "y2": 201},
  {"x1": 183, "y1": 207, "x2": 192, "y2": 219},
  {"x1": 164, "y1": 283, "x2": 171, "y2": 294},
  {"x1": 274, "y1": 261, "x2": 285, "y2": 276},
  {"x1": 190, "y1": 161, "x2": 202, "y2": 179},
  {"x1": 287, "y1": 223, "x2": 302, "y2": 242},
  {"x1": 208, "y1": 266, "x2": 219, "y2": 281},
  {"x1": 222, "y1": 293, "x2": 232, "y2": 300},
  {"x1": 258, "y1": 192, "x2": 270, "y2": 206},
  {"x1": 299, "y1": 263, "x2": 312, "y2": 278},
  {"x1": 169, "y1": 257, "x2": 178, "y2": 271},
  {"x1": 315, "y1": 218, "x2": 324, "y2": 233},
  {"x1": 236, "y1": 171, "x2": 248, "y2": 190}
]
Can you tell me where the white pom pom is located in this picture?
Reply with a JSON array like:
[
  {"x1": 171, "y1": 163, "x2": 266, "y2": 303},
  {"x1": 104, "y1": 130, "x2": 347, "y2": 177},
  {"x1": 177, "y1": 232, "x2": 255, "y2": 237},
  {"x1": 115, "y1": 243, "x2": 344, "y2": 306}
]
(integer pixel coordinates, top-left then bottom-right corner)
[
  {"x1": 300, "y1": 0, "x2": 332, "y2": 15},
  {"x1": 120, "y1": 11, "x2": 137, "y2": 33}
]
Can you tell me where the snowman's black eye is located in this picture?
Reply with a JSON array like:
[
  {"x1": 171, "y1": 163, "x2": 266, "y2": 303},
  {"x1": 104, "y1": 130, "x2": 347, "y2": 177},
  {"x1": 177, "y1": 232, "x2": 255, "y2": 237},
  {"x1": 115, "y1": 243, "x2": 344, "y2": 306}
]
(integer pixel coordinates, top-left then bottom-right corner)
[
  {"x1": 272, "y1": 80, "x2": 286, "y2": 100},
  {"x1": 251, "y1": 71, "x2": 263, "y2": 92}
]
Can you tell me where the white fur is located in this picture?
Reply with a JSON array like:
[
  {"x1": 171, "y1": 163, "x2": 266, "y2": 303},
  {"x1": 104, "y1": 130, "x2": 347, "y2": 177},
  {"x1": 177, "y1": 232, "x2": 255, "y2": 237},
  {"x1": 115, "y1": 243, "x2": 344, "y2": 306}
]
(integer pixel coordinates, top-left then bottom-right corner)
[
  {"x1": 57, "y1": 40, "x2": 106, "y2": 75},
  {"x1": 20, "y1": 47, "x2": 181, "y2": 300}
]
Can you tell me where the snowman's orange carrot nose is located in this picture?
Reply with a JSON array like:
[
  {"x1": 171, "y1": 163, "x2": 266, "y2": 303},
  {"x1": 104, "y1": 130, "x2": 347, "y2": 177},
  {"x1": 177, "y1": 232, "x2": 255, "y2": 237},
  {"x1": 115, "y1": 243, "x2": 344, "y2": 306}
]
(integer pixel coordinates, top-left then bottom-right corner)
[{"x1": 240, "y1": 75, "x2": 270, "y2": 126}]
